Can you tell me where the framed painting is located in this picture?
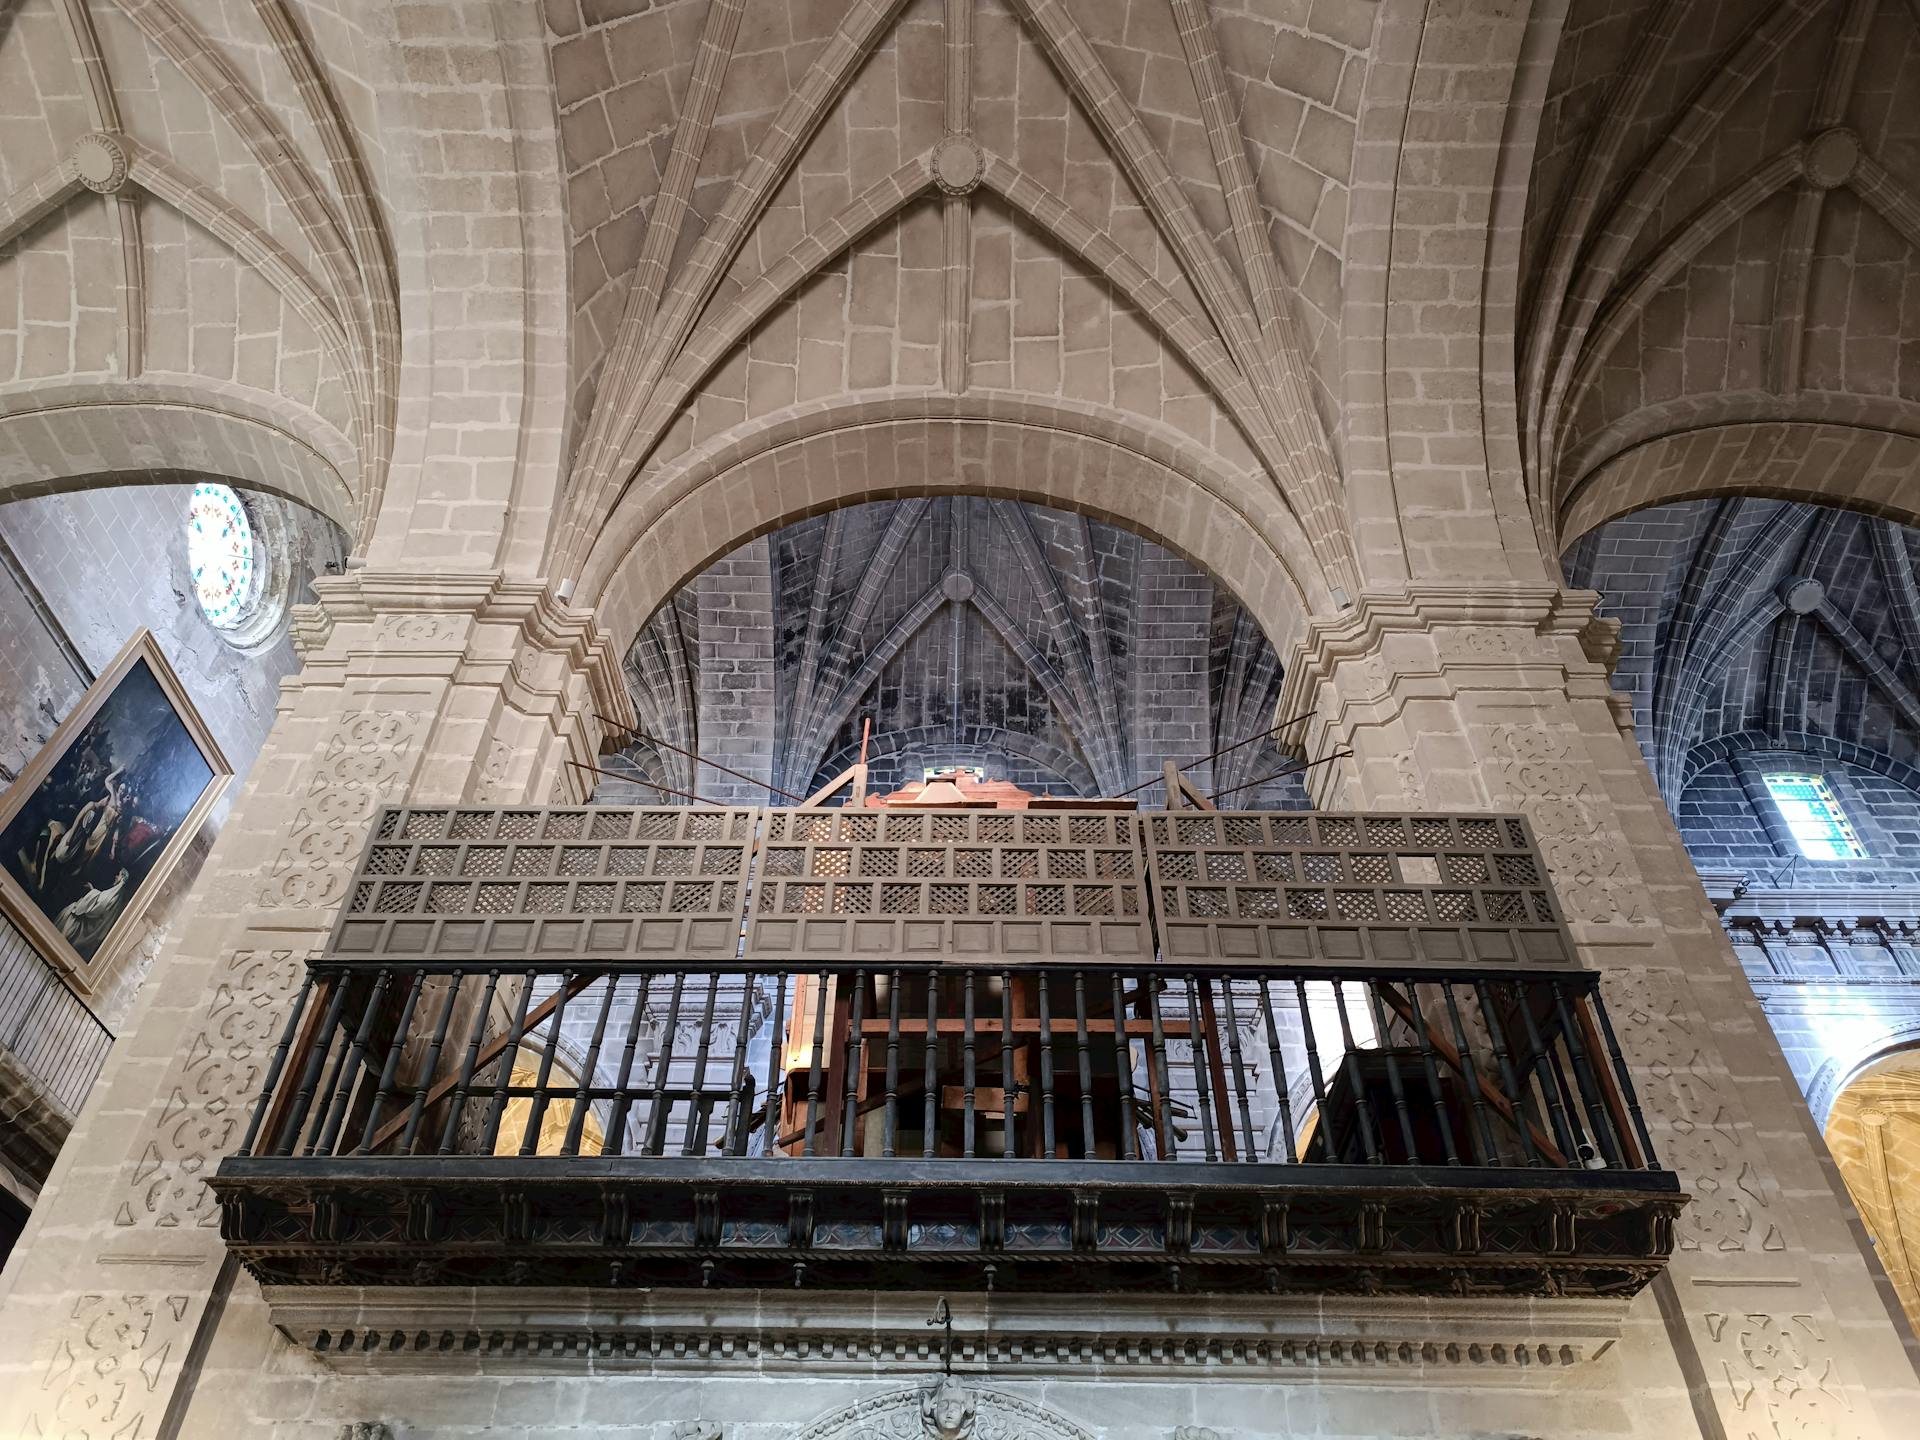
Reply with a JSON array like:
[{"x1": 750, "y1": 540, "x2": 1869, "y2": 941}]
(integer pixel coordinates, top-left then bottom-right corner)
[{"x1": 0, "y1": 630, "x2": 231, "y2": 990}]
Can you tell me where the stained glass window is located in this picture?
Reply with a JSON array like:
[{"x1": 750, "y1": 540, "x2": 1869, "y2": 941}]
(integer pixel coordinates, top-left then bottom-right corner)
[
  {"x1": 1763, "y1": 773, "x2": 1868, "y2": 860},
  {"x1": 186, "y1": 483, "x2": 257, "y2": 629}
]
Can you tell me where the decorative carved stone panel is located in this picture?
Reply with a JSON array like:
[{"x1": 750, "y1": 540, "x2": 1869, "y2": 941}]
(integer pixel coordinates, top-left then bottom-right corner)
[
  {"x1": 1142, "y1": 812, "x2": 1574, "y2": 970},
  {"x1": 327, "y1": 807, "x2": 759, "y2": 963},
  {"x1": 744, "y1": 808, "x2": 1153, "y2": 964},
  {"x1": 794, "y1": 1380, "x2": 1092, "y2": 1440}
]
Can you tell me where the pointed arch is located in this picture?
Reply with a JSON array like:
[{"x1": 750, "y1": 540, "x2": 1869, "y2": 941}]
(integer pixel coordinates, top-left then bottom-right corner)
[
  {"x1": 0, "y1": 378, "x2": 357, "y2": 528},
  {"x1": 581, "y1": 395, "x2": 1327, "y2": 667}
]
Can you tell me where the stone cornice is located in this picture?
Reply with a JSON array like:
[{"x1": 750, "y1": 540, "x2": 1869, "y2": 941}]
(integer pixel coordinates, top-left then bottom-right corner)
[
  {"x1": 261, "y1": 1286, "x2": 1628, "y2": 1381},
  {"x1": 288, "y1": 570, "x2": 634, "y2": 734},
  {"x1": 1718, "y1": 886, "x2": 1920, "y2": 925},
  {"x1": 1276, "y1": 585, "x2": 1617, "y2": 725}
]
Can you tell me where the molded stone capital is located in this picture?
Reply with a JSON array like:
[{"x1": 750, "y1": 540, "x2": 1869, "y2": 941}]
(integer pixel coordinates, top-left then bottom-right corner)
[
  {"x1": 290, "y1": 569, "x2": 635, "y2": 740},
  {"x1": 1277, "y1": 585, "x2": 1622, "y2": 730}
]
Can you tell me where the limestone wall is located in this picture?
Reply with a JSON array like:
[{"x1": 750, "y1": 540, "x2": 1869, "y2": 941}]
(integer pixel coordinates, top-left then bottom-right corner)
[
  {"x1": 1, "y1": 1, "x2": 1918, "y2": 1438},
  {"x1": 0, "y1": 484, "x2": 346, "y2": 1029}
]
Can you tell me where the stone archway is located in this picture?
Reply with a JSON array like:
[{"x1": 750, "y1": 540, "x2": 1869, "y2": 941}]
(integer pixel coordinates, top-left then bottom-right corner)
[
  {"x1": 1558, "y1": 421, "x2": 1920, "y2": 545},
  {"x1": 793, "y1": 1379, "x2": 1096, "y2": 1440},
  {"x1": 1824, "y1": 1045, "x2": 1920, "y2": 1339},
  {"x1": 580, "y1": 399, "x2": 1327, "y2": 667},
  {"x1": 0, "y1": 383, "x2": 360, "y2": 532}
]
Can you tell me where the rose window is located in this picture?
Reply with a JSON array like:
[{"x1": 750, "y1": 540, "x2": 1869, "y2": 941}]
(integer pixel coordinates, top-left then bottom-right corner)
[{"x1": 186, "y1": 482, "x2": 259, "y2": 629}]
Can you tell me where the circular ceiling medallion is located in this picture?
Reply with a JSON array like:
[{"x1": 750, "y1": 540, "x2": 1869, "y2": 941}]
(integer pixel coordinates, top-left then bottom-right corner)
[
  {"x1": 1802, "y1": 128, "x2": 1860, "y2": 189},
  {"x1": 931, "y1": 135, "x2": 984, "y2": 196},
  {"x1": 72, "y1": 132, "x2": 128, "y2": 194},
  {"x1": 1781, "y1": 576, "x2": 1826, "y2": 614},
  {"x1": 941, "y1": 570, "x2": 975, "y2": 602}
]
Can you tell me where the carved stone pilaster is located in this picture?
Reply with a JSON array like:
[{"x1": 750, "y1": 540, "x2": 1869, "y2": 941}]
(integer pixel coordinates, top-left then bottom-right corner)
[
  {"x1": 0, "y1": 571, "x2": 628, "y2": 1440},
  {"x1": 1279, "y1": 583, "x2": 1915, "y2": 1440}
]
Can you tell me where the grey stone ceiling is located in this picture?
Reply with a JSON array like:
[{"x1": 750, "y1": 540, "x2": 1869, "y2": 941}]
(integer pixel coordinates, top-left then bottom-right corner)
[
  {"x1": 1565, "y1": 498, "x2": 1920, "y2": 889},
  {"x1": 610, "y1": 497, "x2": 1303, "y2": 807}
]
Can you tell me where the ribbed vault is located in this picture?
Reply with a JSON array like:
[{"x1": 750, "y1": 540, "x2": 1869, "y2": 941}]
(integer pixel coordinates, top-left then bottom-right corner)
[
  {"x1": 1524, "y1": 0, "x2": 1920, "y2": 545},
  {"x1": 1825, "y1": 1046, "x2": 1920, "y2": 1339},
  {"x1": 610, "y1": 496, "x2": 1303, "y2": 805},
  {"x1": 1565, "y1": 498, "x2": 1920, "y2": 809},
  {"x1": 0, "y1": 0, "x2": 399, "y2": 540},
  {"x1": 549, "y1": 0, "x2": 1377, "y2": 634}
]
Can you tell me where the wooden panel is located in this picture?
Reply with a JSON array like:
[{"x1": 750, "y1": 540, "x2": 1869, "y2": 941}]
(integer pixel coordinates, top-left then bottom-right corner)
[
  {"x1": 320, "y1": 807, "x2": 1582, "y2": 975},
  {"x1": 1142, "y1": 811, "x2": 1576, "y2": 970},
  {"x1": 325, "y1": 807, "x2": 759, "y2": 963},
  {"x1": 744, "y1": 808, "x2": 1154, "y2": 965}
]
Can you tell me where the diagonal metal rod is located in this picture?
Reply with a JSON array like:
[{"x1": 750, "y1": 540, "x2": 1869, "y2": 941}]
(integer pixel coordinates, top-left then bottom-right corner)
[
  {"x1": 1108, "y1": 710, "x2": 1316, "y2": 798},
  {"x1": 595, "y1": 710, "x2": 806, "y2": 801},
  {"x1": 1208, "y1": 749, "x2": 1354, "y2": 803},
  {"x1": 565, "y1": 757, "x2": 733, "y2": 808}
]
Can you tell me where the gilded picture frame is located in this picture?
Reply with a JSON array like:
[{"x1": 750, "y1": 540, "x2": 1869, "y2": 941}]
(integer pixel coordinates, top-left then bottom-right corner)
[{"x1": 0, "y1": 630, "x2": 231, "y2": 992}]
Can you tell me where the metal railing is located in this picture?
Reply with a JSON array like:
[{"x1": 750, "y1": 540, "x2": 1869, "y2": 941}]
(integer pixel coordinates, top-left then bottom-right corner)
[
  {"x1": 215, "y1": 805, "x2": 1682, "y2": 1296},
  {"x1": 0, "y1": 912, "x2": 114, "y2": 1117},
  {"x1": 235, "y1": 958, "x2": 1659, "y2": 1177}
]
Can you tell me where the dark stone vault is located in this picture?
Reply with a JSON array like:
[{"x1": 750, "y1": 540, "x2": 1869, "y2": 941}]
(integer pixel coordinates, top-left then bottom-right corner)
[{"x1": 607, "y1": 499, "x2": 1304, "y2": 808}]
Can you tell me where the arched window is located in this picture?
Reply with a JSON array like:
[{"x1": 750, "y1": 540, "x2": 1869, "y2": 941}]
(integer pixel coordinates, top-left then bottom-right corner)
[
  {"x1": 1762, "y1": 773, "x2": 1869, "y2": 860},
  {"x1": 185, "y1": 481, "x2": 294, "y2": 646}
]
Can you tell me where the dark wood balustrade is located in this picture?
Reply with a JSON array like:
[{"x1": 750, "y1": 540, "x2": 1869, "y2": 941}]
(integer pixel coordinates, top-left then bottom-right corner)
[{"x1": 210, "y1": 805, "x2": 1683, "y2": 1297}]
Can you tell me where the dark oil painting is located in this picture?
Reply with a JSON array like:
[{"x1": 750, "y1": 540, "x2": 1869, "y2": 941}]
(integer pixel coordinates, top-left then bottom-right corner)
[{"x1": 0, "y1": 659, "x2": 213, "y2": 962}]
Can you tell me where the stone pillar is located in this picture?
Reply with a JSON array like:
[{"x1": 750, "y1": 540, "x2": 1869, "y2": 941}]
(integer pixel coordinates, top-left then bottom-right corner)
[
  {"x1": 1128, "y1": 542, "x2": 1214, "y2": 802},
  {"x1": 1277, "y1": 583, "x2": 1920, "y2": 1440},
  {"x1": 0, "y1": 569, "x2": 629, "y2": 1439},
  {"x1": 693, "y1": 537, "x2": 777, "y2": 804}
]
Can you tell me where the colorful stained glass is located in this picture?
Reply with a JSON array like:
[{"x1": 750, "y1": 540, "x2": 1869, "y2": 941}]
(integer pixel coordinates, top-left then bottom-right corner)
[
  {"x1": 1763, "y1": 772, "x2": 1868, "y2": 860},
  {"x1": 186, "y1": 482, "x2": 257, "y2": 628}
]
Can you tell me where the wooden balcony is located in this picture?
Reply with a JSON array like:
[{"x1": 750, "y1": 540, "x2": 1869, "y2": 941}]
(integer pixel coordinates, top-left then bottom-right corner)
[{"x1": 210, "y1": 805, "x2": 1684, "y2": 1298}]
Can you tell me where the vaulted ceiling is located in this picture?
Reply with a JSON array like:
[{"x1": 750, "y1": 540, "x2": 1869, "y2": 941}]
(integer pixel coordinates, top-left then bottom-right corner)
[
  {"x1": 546, "y1": 0, "x2": 1375, "y2": 618},
  {"x1": 1526, "y1": 0, "x2": 1920, "y2": 547},
  {"x1": 614, "y1": 496, "x2": 1299, "y2": 804},
  {"x1": 2, "y1": 0, "x2": 1916, "y2": 648},
  {"x1": 0, "y1": 0, "x2": 398, "y2": 538},
  {"x1": 1825, "y1": 1045, "x2": 1920, "y2": 1338},
  {"x1": 1565, "y1": 499, "x2": 1920, "y2": 804}
]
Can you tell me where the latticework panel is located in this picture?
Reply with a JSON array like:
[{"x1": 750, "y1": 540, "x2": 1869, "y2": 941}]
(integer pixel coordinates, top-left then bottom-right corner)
[
  {"x1": 744, "y1": 808, "x2": 1152, "y2": 963},
  {"x1": 328, "y1": 807, "x2": 759, "y2": 962},
  {"x1": 1142, "y1": 812, "x2": 1573, "y2": 969}
]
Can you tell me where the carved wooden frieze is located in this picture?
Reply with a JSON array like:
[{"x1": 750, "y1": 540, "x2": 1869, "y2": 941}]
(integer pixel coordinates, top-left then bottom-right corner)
[
  {"x1": 1141, "y1": 811, "x2": 1576, "y2": 970},
  {"x1": 743, "y1": 808, "x2": 1153, "y2": 965},
  {"x1": 327, "y1": 807, "x2": 759, "y2": 963},
  {"x1": 212, "y1": 1153, "x2": 1679, "y2": 1296},
  {"x1": 320, "y1": 807, "x2": 1579, "y2": 972}
]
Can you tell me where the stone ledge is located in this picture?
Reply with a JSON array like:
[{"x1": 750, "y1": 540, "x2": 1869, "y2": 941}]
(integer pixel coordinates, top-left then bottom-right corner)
[{"x1": 262, "y1": 1285, "x2": 1629, "y2": 1381}]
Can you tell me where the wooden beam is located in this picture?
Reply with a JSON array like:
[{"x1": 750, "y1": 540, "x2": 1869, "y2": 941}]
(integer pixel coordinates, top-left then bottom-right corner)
[
  {"x1": 800, "y1": 761, "x2": 868, "y2": 807},
  {"x1": 365, "y1": 972, "x2": 601, "y2": 1153},
  {"x1": 256, "y1": 975, "x2": 337, "y2": 1154},
  {"x1": 1162, "y1": 759, "x2": 1216, "y2": 810},
  {"x1": 1576, "y1": 993, "x2": 1642, "y2": 1168},
  {"x1": 1372, "y1": 981, "x2": 1567, "y2": 1167},
  {"x1": 855, "y1": 1017, "x2": 1197, "y2": 1037}
]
